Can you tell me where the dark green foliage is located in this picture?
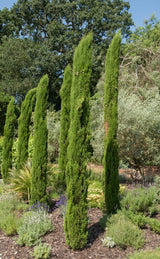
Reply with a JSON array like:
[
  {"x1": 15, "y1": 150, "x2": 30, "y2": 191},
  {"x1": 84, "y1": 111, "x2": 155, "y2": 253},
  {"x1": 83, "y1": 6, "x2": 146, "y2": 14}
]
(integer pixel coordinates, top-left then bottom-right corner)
[
  {"x1": 31, "y1": 75, "x2": 49, "y2": 204},
  {"x1": 0, "y1": 0, "x2": 133, "y2": 108},
  {"x1": 2, "y1": 97, "x2": 16, "y2": 182},
  {"x1": 103, "y1": 31, "x2": 121, "y2": 214},
  {"x1": 16, "y1": 88, "x2": 36, "y2": 170},
  {"x1": 58, "y1": 65, "x2": 72, "y2": 190},
  {"x1": 64, "y1": 33, "x2": 92, "y2": 250},
  {"x1": 0, "y1": 91, "x2": 11, "y2": 135}
]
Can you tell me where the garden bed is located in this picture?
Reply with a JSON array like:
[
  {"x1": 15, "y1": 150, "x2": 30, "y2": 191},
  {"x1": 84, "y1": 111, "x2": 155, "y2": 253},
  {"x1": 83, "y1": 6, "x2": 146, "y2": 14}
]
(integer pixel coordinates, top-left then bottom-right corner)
[{"x1": 1, "y1": 207, "x2": 160, "y2": 259}]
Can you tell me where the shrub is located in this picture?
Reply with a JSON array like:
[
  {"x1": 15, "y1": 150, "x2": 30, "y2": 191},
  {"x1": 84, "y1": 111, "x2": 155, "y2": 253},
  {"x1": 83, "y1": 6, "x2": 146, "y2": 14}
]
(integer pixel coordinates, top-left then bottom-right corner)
[
  {"x1": 31, "y1": 241, "x2": 51, "y2": 259},
  {"x1": 121, "y1": 186, "x2": 157, "y2": 215},
  {"x1": 128, "y1": 246, "x2": 160, "y2": 259},
  {"x1": 16, "y1": 209, "x2": 53, "y2": 246},
  {"x1": 87, "y1": 181, "x2": 104, "y2": 209},
  {"x1": 105, "y1": 212, "x2": 145, "y2": 249},
  {"x1": 0, "y1": 190, "x2": 20, "y2": 235},
  {"x1": 8, "y1": 160, "x2": 32, "y2": 200},
  {"x1": 101, "y1": 236, "x2": 115, "y2": 248},
  {"x1": 124, "y1": 210, "x2": 147, "y2": 228},
  {"x1": 146, "y1": 218, "x2": 160, "y2": 234}
]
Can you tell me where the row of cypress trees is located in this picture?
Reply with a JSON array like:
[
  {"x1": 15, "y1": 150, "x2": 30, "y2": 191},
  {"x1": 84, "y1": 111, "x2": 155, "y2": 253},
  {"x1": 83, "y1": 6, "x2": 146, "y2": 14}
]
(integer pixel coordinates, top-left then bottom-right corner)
[
  {"x1": 59, "y1": 31, "x2": 121, "y2": 249},
  {"x1": 2, "y1": 30, "x2": 121, "y2": 249},
  {"x1": 1, "y1": 75, "x2": 49, "y2": 205}
]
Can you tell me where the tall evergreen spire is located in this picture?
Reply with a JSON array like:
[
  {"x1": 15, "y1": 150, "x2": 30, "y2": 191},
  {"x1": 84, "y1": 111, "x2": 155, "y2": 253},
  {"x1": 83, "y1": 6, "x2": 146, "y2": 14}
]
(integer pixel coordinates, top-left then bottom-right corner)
[
  {"x1": 64, "y1": 32, "x2": 93, "y2": 250},
  {"x1": 103, "y1": 30, "x2": 121, "y2": 214}
]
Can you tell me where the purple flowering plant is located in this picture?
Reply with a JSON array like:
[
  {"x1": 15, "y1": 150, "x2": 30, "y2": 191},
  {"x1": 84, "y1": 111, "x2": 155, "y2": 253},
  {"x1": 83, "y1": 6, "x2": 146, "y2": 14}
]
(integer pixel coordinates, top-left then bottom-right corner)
[
  {"x1": 30, "y1": 202, "x2": 50, "y2": 213},
  {"x1": 54, "y1": 194, "x2": 67, "y2": 217}
]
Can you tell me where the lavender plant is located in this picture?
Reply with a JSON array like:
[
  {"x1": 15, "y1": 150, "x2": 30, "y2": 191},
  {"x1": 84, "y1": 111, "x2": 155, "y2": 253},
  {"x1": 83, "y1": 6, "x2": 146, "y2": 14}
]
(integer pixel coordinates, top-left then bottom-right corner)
[
  {"x1": 30, "y1": 202, "x2": 50, "y2": 213},
  {"x1": 55, "y1": 194, "x2": 67, "y2": 218},
  {"x1": 121, "y1": 186, "x2": 157, "y2": 215}
]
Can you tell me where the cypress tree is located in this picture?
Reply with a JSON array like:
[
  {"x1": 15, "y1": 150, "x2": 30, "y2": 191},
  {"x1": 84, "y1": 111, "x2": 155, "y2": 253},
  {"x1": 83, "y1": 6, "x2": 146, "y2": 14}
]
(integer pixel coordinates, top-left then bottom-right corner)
[
  {"x1": 2, "y1": 97, "x2": 16, "y2": 182},
  {"x1": 31, "y1": 75, "x2": 49, "y2": 204},
  {"x1": 16, "y1": 88, "x2": 36, "y2": 170},
  {"x1": 64, "y1": 32, "x2": 92, "y2": 250},
  {"x1": 103, "y1": 31, "x2": 121, "y2": 214},
  {"x1": 58, "y1": 64, "x2": 72, "y2": 190}
]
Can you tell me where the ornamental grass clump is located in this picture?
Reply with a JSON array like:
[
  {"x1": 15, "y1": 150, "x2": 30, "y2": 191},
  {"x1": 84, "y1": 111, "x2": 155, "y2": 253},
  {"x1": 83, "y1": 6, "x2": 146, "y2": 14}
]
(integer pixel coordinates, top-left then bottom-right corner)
[
  {"x1": 16, "y1": 209, "x2": 53, "y2": 246},
  {"x1": 8, "y1": 160, "x2": 32, "y2": 201}
]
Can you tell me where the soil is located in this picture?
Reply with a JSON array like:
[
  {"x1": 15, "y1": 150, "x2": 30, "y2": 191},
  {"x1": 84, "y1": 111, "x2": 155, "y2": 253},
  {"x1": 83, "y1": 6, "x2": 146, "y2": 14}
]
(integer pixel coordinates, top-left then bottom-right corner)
[
  {"x1": 1, "y1": 207, "x2": 160, "y2": 259},
  {"x1": 1, "y1": 166, "x2": 160, "y2": 259}
]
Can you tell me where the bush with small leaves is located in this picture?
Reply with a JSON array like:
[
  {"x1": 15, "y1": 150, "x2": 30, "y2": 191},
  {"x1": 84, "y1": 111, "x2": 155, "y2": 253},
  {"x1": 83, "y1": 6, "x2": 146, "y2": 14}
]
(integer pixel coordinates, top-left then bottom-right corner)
[
  {"x1": 16, "y1": 209, "x2": 53, "y2": 246},
  {"x1": 0, "y1": 190, "x2": 21, "y2": 235},
  {"x1": 128, "y1": 246, "x2": 160, "y2": 259},
  {"x1": 31, "y1": 241, "x2": 51, "y2": 259},
  {"x1": 101, "y1": 236, "x2": 115, "y2": 248},
  {"x1": 105, "y1": 212, "x2": 145, "y2": 249},
  {"x1": 121, "y1": 186, "x2": 157, "y2": 215}
]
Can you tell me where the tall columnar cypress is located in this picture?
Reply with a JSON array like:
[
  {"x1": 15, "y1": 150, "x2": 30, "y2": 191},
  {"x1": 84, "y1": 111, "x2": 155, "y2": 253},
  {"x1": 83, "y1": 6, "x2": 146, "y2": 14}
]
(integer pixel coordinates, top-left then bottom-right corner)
[
  {"x1": 16, "y1": 88, "x2": 36, "y2": 170},
  {"x1": 103, "y1": 31, "x2": 121, "y2": 214},
  {"x1": 31, "y1": 75, "x2": 49, "y2": 204},
  {"x1": 58, "y1": 64, "x2": 72, "y2": 190},
  {"x1": 64, "y1": 32, "x2": 92, "y2": 250},
  {"x1": 2, "y1": 97, "x2": 16, "y2": 182}
]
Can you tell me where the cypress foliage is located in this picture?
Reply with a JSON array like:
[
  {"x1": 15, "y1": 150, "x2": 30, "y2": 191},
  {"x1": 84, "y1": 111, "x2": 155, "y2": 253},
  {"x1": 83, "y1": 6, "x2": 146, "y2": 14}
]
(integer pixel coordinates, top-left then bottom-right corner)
[
  {"x1": 2, "y1": 97, "x2": 16, "y2": 182},
  {"x1": 58, "y1": 64, "x2": 72, "y2": 190},
  {"x1": 16, "y1": 88, "x2": 36, "y2": 170},
  {"x1": 103, "y1": 31, "x2": 121, "y2": 214},
  {"x1": 31, "y1": 75, "x2": 49, "y2": 204},
  {"x1": 64, "y1": 32, "x2": 92, "y2": 250}
]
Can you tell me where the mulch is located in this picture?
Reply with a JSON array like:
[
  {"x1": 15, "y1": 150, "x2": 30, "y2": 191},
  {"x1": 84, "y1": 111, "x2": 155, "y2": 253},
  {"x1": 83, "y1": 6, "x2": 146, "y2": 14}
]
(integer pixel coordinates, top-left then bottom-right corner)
[{"x1": 1, "y1": 207, "x2": 160, "y2": 259}]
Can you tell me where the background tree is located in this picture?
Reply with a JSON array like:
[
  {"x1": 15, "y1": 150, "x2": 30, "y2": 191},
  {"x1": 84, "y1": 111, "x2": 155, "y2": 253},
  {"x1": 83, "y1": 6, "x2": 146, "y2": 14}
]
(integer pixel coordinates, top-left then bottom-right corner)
[
  {"x1": 58, "y1": 64, "x2": 72, "y2": 190},
  {"x1": 64, "y1": 32, "x2": 92, "y2": 250},
  {"x1": 0, "y1": 0, "x2": 133, "y2": 109},
  {"x1": 16, "y1": 88, "x2": 36, "y2": 170},
  {"x1": 31, "y1": 75, "x2": 49, "y2": 204},
  {"x1": 118, "y1": 88, "x2": 160, "y2": 177},
  {"x1": 103, "y1": 31, "x2": 121, "y2": 214},
  {"x1": 2, "y1": 97, "x2": 16, "y2": 182},
  {"x1": 0, "y1": 37, "x2": 38, "y2": 105}
]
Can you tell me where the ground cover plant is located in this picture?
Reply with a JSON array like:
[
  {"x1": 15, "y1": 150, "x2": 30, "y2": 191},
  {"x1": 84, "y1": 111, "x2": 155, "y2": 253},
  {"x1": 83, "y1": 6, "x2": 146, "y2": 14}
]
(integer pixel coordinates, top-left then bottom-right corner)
[
  {"x1": 103, "y1": 212, "x2": 145, "y2": 250},
  {"x1": 16, "y1": 206, "x2": 53, "y2": 246},
  {"x1": 0, "y1": 186, "x2": 28, "y2": 236},
  {"x1": 128, "y1": 246, "x2": 160, "y2": 259},
  {"x1": 31, "y1": 241, "x2": 51, "y2": 259}
]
